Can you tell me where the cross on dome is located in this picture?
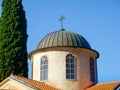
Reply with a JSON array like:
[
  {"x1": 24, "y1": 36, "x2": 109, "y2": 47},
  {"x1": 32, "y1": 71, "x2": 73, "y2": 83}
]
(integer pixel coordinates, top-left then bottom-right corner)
[{"x1": 59, "y1": 15, "x2": 65, "y2": 29}]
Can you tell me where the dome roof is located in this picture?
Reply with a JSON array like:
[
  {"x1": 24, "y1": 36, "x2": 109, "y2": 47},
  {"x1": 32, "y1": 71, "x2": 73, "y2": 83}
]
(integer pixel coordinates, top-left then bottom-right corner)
[{"x1": 37, "y1": 29, "x2": 91, "y2": 49}]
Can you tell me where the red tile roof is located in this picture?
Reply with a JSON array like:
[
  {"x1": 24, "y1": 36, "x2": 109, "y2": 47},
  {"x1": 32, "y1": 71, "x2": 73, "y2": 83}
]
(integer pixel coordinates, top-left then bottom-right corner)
[
  {"x1": 11, "y1": 75, "x2": 59, "y2": 90},
  {"x1": 86, "y1": 81, "x2": 120, "y2": 90},
  {"x1": 1, "y1": 74, "x2": 120, "y2": 90}
]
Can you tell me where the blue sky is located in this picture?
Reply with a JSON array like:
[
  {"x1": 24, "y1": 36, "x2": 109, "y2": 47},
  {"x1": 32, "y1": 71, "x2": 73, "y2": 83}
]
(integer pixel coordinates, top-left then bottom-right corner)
[{"x1": 0, "y1": 0, "x2": 120, "y2": 83}]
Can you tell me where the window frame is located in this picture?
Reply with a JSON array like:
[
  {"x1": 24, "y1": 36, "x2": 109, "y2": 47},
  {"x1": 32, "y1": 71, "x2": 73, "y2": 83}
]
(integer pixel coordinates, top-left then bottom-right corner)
[
  {"x1": 89, "y1": 57, "x2": 96, "y2": 83},
  {"x1": 66, "y1": 54, "x2": 76, "y2": 80},
  {"x1": 40, "y1": 55, "x2": 48, "y2": 81}
]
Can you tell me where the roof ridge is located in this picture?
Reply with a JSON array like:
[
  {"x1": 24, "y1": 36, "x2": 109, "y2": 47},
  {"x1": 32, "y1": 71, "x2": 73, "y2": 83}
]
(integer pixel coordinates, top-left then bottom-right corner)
[{"x1": 97, "y1": 81, "x2": 120, "y2": 85}]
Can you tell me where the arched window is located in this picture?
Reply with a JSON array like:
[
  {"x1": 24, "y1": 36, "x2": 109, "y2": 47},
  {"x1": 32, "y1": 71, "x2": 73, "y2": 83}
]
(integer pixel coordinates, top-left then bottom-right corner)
[
  {"x1": 40, "y1": 56, "x2": 48, "y2": 81},
  {"x1": 89, "y1": 57, "x2": 96, "y2": 82},
  {"x1": 66, "y1": 54, "x2": 76, "y2": 79}
]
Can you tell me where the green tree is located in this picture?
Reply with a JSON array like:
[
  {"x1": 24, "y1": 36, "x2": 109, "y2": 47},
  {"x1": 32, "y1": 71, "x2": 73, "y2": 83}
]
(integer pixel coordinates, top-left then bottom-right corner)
[{"x1": 0, "y1": 0, "x2": 28, "y2": 81}]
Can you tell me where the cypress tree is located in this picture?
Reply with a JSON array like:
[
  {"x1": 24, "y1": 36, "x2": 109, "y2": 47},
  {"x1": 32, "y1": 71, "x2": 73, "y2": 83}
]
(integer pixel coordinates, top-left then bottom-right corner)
[{"x1": 0, "y1": 0, "x2": 28, "y2": 81}]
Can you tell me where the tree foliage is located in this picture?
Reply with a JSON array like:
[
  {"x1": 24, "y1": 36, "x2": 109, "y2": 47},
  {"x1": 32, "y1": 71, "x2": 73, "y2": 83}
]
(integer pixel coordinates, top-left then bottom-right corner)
[{"x1": 0, "y1": 0, "x2": 28, "y2": 81}]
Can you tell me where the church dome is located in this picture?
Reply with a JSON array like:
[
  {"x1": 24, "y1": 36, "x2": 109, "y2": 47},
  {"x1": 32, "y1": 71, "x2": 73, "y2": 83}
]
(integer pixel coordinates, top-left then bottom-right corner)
[{"x1": 37, "y1": 29, "x2": 91, "y2": 49}]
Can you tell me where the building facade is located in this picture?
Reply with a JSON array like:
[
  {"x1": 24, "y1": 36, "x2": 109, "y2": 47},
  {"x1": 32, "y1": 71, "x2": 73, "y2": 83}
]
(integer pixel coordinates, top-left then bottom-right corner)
[
  {"x1": 29, "y1": 29, "x2": 99, "y2": 90},
  {"x1": 0, "y1": 29, "x2": 120, "y2": 90}
]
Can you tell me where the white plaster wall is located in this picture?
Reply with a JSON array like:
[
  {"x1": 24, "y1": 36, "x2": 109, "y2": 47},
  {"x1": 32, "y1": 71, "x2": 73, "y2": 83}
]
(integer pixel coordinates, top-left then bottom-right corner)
[{"x1": 32, "y1": 48, "x2": 97, "y2": 90}]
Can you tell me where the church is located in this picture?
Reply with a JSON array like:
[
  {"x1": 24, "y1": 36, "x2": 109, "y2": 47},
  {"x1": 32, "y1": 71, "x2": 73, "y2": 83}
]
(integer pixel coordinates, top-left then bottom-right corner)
[{"x1": 0, "y1": 25, "x2": 120, "y2": 89}]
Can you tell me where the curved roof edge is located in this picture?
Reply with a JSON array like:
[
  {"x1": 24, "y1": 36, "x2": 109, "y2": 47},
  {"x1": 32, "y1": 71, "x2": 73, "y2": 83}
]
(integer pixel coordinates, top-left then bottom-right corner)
[{"x1": 29, "y1": 46, "x2": 99, "y2": 60}]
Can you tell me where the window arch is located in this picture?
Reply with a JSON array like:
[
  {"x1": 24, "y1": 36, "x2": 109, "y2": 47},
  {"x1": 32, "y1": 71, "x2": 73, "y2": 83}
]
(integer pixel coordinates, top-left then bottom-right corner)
[
  {"x1": 66, "y1": 54, "x2": 76, "y2": 79},
  {"x1": 89, "y1": 57, "x2": 96, "y2": 82},
  {"x1": 40, "y1": 55, "x2": 48, "y2": 81}
]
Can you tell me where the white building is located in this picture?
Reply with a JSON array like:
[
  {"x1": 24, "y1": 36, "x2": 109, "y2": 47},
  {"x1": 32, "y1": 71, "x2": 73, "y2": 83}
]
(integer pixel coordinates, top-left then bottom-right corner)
[{"x1": 0, "y1": 29, "x2": 120, "y2": 90}]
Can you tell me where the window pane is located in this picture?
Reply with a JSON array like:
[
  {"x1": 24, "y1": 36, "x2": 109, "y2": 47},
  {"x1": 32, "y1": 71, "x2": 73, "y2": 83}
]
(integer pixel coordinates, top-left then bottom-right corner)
[
  {"x1": 71, "y1": 59, "x2": 74, "y2": 63},
  {"x1": 66, "y1": 75, "x2": 70, "y2": 79},
  {"x1": 44, "y1": 70, "x2": 48, "y2": 75},
  {"x1": 90, "y1": 62, "x2": 94, "y2": 67},
  {"x1": 44, "y1": 60, "x2": 48, "y2": 64},
  {"x1": 71, "y1": 69, "x2": 74, "y2": 74},
  {"x1": 41, "y1": 60, "x2": 45, "y2": 64},
  {"x1": 40, "y1": 76, "x2": 44, "y2": 81},
  {"x1": 71, "y1": 75, "x2": 75, "y2": 79},
  {"x1": 90, "y1": 66, "x2": 94, "y2": 70},
  {"x1": 71, "y1": 64, "x2": 74, "y2": 68},
  {"x1": 66, "y1": 64, "x2": 70, "y2": 68},
  {"x1": 66, "y1": 69, "x2": 70, "y2": 74},
  {"x1": 41, "y1": 71, "x2": 44, "y2": 76},
  {"x1": 41, "y1": 66, "x2": 44, "y2": 70},
  {"x1": 66, "y1": 59, "x2": 70, "y2": 63},
  {"x1": 45, "y1": 75, "x2": 48, "y2": 80},
  {"x1": 44, "y1": 65, "x2": 48, "y2": 69}
]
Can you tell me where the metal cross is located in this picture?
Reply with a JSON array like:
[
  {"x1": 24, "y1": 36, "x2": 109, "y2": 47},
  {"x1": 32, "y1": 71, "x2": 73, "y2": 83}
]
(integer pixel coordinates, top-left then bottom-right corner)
[{"x1": 59, "y1": 15, "x2": 65, "y2": 29}]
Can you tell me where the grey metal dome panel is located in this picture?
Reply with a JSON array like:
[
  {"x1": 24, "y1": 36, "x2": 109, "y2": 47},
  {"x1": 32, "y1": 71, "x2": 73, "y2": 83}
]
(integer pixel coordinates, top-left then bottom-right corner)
[{"x1": 37, "y1": 29, "x2": 91, "y2": 49}]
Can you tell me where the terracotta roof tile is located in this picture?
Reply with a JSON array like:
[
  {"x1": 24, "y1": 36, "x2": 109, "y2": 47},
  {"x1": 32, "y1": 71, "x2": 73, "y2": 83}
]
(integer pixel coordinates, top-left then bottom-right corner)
[
  {"x1": 86, "y1": 81, "x2": 120, "y2": 90},
  {"x1": 11, "y1": 75, "x2": 59, "y2": 90}
]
